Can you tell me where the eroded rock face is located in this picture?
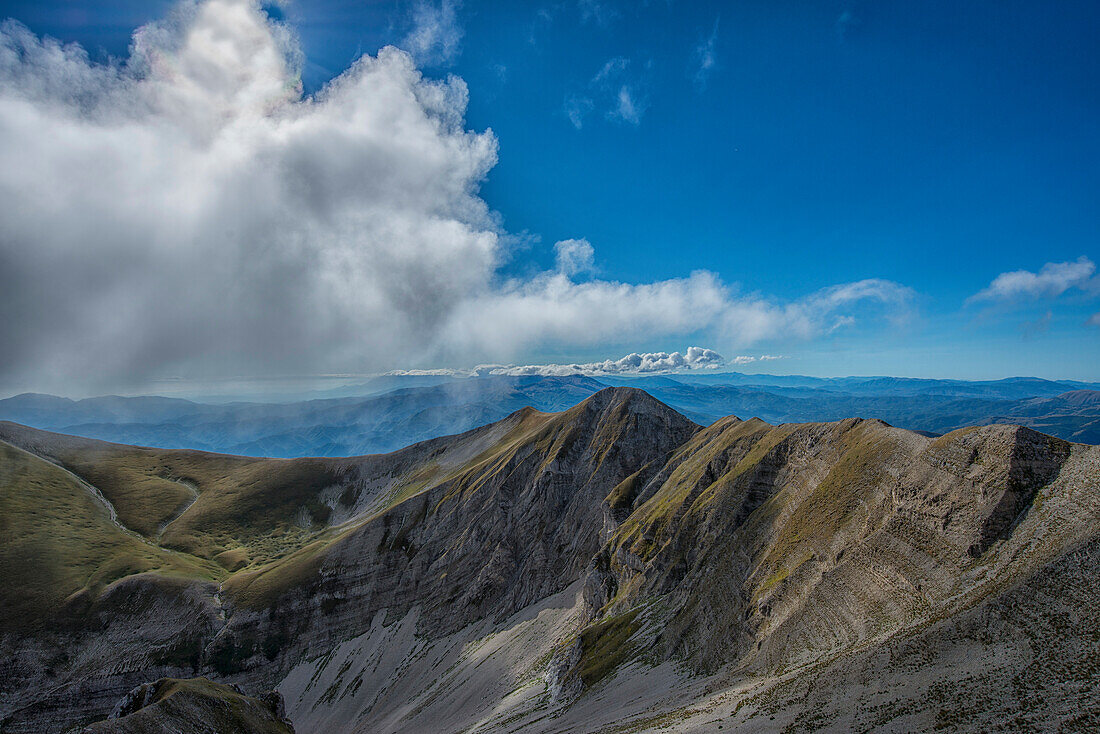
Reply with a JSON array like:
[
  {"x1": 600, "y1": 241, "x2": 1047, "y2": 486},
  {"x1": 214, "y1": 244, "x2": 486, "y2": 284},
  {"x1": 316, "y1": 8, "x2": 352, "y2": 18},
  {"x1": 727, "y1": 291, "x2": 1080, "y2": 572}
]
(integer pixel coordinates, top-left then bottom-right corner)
[
  {"x1": 207, "y1": 388, "x2": 701, "y2": 690},
  {"x1": 1, "y1": 575, "x2": 223, "y2": 734},
  {"x1": 0, "y1": 388, "x2": 1097, "y2": 733},
  {"x1": 894, "y1": 424, "x2": 1071, "y2": 554},
  {"x1": 590, "y1": 417, "x2": 1080, "y2": 675},
  {"x1": 718, "y1": 533, "x2": 1100, "y2": 732}
]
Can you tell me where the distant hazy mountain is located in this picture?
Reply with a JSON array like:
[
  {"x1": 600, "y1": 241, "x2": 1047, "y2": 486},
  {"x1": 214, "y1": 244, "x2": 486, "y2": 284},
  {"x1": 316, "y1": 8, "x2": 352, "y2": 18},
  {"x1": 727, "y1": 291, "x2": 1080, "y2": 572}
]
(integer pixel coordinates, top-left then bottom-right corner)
[
  {"x1": 1, "y1": 373, "x2": 1098, "y2": 458},
  {"x1": 651, "y1": 371, "x2": 1100, "y2": 398},
  {"x1": 627, "y1": 379, "x2": 1100, "y2": 444},
  {"x1": 0, "y1": 376, "x2": 608, "y2": 457}
]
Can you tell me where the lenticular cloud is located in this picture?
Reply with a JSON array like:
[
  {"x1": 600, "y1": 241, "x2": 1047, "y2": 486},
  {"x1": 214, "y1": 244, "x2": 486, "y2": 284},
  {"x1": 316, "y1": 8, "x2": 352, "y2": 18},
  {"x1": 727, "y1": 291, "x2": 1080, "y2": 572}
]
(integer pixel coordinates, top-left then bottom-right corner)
[{"x1": 0, "y1": 0, "x2": 913, "y2": 393}]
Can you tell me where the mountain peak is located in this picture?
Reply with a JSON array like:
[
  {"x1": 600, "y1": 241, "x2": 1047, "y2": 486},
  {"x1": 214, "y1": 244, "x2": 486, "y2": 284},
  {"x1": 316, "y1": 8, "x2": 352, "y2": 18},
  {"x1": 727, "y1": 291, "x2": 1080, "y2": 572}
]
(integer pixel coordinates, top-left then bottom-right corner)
[{"x1": 577, "y1": 385, "x2": 684, "y2": 415}]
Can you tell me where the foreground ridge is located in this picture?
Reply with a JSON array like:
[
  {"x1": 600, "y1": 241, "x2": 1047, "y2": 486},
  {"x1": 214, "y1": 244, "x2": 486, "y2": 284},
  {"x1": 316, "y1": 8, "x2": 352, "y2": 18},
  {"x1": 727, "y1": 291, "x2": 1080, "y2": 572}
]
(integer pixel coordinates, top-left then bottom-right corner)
[
  {"x1": 81, "y1": 677, "x2": 293, "y2": 734},
  {"x1": 0, "y1": 387, "x2": 1097, "y2": 732}
]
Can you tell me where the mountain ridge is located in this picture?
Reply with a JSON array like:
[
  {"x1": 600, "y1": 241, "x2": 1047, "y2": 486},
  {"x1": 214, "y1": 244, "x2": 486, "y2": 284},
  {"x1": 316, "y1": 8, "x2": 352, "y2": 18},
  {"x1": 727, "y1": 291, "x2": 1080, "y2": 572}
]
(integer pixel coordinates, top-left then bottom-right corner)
[{"x1": 1, "y1": 387, "x2": 1098, "y2": 732}]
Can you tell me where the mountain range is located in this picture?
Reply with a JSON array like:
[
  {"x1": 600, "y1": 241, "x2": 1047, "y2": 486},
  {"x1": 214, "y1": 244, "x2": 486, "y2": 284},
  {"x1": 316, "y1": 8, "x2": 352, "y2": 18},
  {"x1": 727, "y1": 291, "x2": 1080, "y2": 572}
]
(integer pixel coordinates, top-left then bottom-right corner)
[
  {"x1": 1, "y1": 387, "x2": 1098, "y2": 732},
  {"x1": 1, "y1": 373, "x2": 1098, "y2": 460}
]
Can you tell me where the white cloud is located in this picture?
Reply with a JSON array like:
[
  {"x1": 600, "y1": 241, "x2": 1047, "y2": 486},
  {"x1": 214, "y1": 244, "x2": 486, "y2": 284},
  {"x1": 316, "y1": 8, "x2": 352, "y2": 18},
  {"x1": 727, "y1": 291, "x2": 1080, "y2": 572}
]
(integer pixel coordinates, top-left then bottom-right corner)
[
  {"x1": 578, "y1": 0, "x2": 618, "y2": 27},
  {"x1": 593, "y1": 57, "x2": 629, "y2": 84},
  {"x1": 612, "y1": 86, "x2": 643, "y2": 125},
  {"x1": 391, "y1": 347, "x2": 727, "y2": 377},
  {"x1": 967, "y1": 257, "x2": 1097, "y2": 303},
  {"x1": 693, "y1": 19, "x2": 719, "y2": 90},
  {"x1": 554, "y1": 238, "x2": 595, "y2": 276},
  {"x1": 564, "y1": 94, "x2": 594, "y2": 129},
  {"x1": 1087, "y1": 313, "x2": 1100, "y2": 328},
  {"x1": 439, "y1": 274, "x2": 913, "y2": 362},
  {"x1": 828, "y1": 315, "x2": 857, "y2": 333},
  {"x1": 526, "y1": 6, "x2": 557, "y2": 47},
  {"x1": 0, "y1": 1, "x2": 916, "y2": 394},
  {"x1": 566, "y1": 57, "x2": 647, "y2": 128},
  {"x1": 401, "y1": 0, "x2": 463, "y2": 66},
  {"x1": 729, "y1": 354, "x2": 785, "y2": 365},
  {"x1": 595, "y1": 58, "x2": 647, "y2": 125}
]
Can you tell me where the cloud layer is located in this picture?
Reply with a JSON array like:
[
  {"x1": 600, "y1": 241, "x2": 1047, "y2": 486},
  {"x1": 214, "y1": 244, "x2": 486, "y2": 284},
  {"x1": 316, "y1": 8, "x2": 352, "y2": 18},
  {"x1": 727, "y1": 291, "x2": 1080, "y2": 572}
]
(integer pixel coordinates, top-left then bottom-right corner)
[
  {"x1": 493, "y1": 347, "x2": 726, "y2": 376},
  {"x1": 0, "y1": 0, "x2": 915, "y2": 393},
  {"x1": 390, "y1": 347, "x2": 727, "y2": 377}
]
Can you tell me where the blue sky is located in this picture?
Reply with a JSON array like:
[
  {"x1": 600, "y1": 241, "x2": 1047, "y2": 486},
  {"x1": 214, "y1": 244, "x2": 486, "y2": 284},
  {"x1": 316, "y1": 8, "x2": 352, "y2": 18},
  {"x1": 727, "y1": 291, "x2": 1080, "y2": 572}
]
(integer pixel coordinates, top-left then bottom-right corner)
[{"x1": 0, "y1": 0, "x2": 1098, "y2": 389}]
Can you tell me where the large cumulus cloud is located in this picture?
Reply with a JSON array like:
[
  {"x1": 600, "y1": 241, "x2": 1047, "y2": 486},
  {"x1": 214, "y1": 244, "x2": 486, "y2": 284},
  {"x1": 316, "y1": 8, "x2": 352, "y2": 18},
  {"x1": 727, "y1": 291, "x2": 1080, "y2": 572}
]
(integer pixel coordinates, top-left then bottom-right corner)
[
  {"x1": 0, "y1": 0, "x2": 497, "y2": 388},
  {"x1": 0, "y1": 0, "x2": 913, "y2": 393}
]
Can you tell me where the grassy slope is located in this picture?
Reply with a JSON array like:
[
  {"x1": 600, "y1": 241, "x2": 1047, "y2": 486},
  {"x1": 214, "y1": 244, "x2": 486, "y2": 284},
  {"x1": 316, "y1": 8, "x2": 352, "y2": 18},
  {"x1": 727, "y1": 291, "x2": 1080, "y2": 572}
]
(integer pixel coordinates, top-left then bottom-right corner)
[
  {"x1": 609, "y1": 418, "x2": 902, "y2": 574},
  {"x1": 0, "y1": 422, "x2": 349, "y2": 566},
  {"x1": 1, "y1": 408, "x2": 559, "y2": 619},
  {"x1": 0, "y1": 440, "x2": 220, "y2": 631},
  {"x1": 0, "y1": 424, "x2": 361, "y2": 629}
]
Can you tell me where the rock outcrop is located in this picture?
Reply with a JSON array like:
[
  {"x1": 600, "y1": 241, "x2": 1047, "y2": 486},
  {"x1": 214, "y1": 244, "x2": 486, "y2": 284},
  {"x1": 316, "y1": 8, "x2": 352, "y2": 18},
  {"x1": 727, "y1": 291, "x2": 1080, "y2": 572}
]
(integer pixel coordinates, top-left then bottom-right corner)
[{"x1": 81, "y1": 678, "x2": 293, "y2": 733}]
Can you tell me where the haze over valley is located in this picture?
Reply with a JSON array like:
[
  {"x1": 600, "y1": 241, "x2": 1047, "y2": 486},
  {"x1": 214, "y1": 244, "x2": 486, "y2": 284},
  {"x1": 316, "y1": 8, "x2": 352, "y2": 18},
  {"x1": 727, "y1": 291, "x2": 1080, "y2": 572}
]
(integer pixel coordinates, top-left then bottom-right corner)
[{"x1": 3, "y1": 371, "x2": 1100, "y2": 459}]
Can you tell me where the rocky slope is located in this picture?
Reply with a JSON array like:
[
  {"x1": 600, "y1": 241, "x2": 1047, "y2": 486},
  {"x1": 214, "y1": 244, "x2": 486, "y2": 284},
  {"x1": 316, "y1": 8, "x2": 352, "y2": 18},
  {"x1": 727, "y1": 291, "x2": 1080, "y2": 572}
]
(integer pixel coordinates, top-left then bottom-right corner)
[{"x1": 0, "y1": 387, "x2": 1097, "y2": 732}]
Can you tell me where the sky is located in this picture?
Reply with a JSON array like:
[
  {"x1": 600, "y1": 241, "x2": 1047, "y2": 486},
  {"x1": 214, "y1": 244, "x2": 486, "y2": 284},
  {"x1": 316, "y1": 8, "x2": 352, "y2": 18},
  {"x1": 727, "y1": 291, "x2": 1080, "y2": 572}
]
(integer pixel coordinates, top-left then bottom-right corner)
[{"x1": 0, "y1": 0, "x2": 1097, "y2": 396}]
